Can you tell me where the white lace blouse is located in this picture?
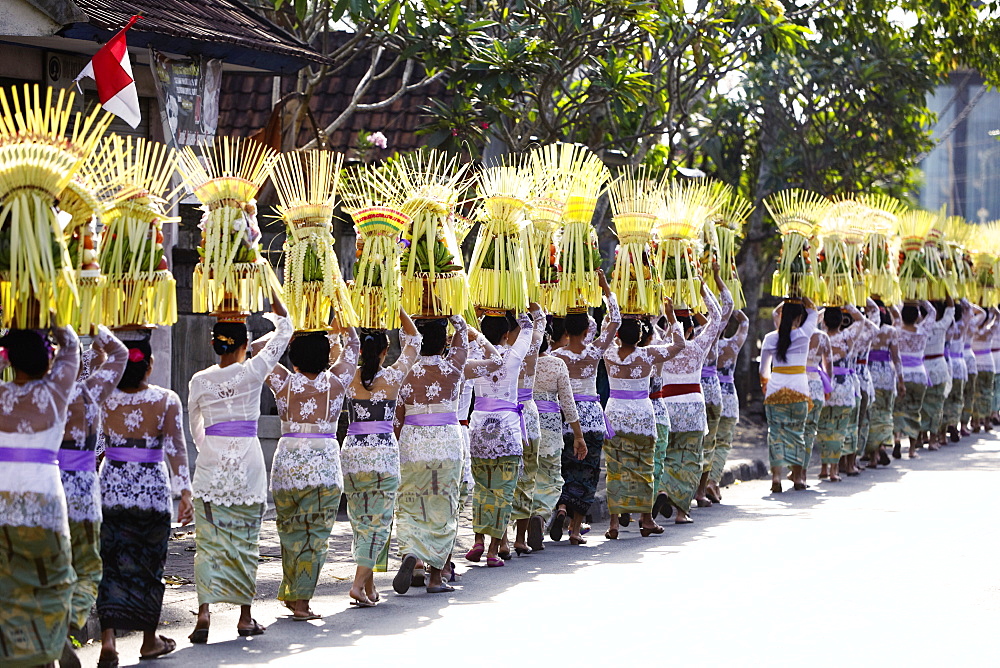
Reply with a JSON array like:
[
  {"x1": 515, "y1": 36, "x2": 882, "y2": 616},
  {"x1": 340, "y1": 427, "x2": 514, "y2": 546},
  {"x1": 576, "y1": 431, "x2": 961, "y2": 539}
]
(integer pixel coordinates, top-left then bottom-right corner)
[
  {"x1": 188, "y1": 312, "x2": 293, "y2": 506},
  {"x1": 0, "y1": 327, "x2": 79, "y2": 535},
  {"x1": 717, "y1": 316, "x2": 749, "y2": 420}
]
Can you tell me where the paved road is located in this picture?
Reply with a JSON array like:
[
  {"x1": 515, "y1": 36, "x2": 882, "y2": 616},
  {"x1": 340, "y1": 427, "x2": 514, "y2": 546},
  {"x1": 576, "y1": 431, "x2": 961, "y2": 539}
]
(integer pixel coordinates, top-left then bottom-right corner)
[{"x1": 79, "y1": 434, "x2": 1000, "y2": 667}]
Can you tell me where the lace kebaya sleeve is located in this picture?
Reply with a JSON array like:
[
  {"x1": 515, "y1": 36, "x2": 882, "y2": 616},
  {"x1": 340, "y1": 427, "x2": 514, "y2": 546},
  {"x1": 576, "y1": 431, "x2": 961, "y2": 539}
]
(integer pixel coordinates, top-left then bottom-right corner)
[
  {"x1": 330, "y1": 327, "x2": 361, "y2": 390},
  {"x1": 247, "y1": 313, "x2": 293, "y2": 382},
  {"x1": 187, "y1": 377, "x2": 205, "y2": 451},
  {"x1": 555, "y1": 359, "x2": 580, "y2": 423},
  {"x1": 161, "y1": 390, "x2": 191, "y2": 495},
  {"x1": 391, "y1": 330, "x2": 423, "y2": 376},
  {"x1": 447, "y1": 316, "x2": 469, "y2": 370},
  {"x1": 48, "y1": 326, "x2": 81, "y2": 414},
  {"x1": 594, "y1": 292, "x2": 622, "y2": 353},
  {"x1": 84, "y1": 326, "x2": 128, "y2": 404}
]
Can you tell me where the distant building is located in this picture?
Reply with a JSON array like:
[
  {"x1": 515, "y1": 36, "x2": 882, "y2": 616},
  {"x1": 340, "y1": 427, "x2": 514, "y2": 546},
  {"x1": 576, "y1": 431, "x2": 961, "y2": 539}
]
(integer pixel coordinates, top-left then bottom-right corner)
[{"x1": 920, "y1": 70, "x2": 1000, "y2": 222}]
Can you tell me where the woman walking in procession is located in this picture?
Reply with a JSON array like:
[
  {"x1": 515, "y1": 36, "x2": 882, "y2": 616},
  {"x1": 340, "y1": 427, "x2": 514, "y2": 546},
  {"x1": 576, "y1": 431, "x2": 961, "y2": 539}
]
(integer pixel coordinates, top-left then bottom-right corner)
[
  {"x1": 187, "y1": 289, "x2": 292, "y2": 642},
  {"x1": 96, "y1": 336, "x2": 193, "y2": 667},
  {"x1": 341, "y1": 310, "x2": 420, "y2": 605},
  {"x1": 707, "y1": 310, "x2": 749, "y2": 502},
  {"x1": 253, "y1": 320, "x2": 359, "y2": 618},
  {"x1": 893, "y1": 301, "x2": 936, "y2": 459},
  {"x1": 863, "y1": 300, "x2": 903, "y2": 468}
]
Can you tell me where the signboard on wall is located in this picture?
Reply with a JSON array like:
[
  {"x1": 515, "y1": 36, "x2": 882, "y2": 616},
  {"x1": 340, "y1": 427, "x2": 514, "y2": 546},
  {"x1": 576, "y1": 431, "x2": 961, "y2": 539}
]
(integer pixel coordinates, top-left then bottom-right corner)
[{"x1": 150, "y1": 50, "x2": 222, "y2": 148}]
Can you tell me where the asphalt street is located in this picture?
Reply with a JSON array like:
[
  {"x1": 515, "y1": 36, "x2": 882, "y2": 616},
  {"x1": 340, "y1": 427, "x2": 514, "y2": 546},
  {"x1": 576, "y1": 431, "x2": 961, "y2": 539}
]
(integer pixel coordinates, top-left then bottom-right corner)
[{"x1": 79, "y1": 432, "x2": 1000, "y2": 667}]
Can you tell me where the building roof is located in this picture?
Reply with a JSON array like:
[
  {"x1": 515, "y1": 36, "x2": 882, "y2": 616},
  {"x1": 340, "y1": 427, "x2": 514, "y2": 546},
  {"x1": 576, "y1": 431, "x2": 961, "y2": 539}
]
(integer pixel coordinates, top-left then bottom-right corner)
[{"x1": 59, "y1": 0, "x2": 324, "y2": 72}]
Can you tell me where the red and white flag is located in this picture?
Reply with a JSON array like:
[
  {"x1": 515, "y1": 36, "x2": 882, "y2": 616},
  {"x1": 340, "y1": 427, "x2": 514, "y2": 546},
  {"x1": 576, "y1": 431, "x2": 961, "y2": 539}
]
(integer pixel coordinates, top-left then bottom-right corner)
[{"x1": 74, "y1": 15, "x2": 142, "y2": 128}]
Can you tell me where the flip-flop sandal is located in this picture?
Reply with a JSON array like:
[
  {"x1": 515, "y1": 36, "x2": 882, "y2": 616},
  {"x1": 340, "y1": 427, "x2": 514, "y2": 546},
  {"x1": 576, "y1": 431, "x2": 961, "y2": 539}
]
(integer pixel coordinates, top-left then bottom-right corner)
[
  {"x1": 527, "y1": 516, "x2": 545, "y2": 551},
  {"x1": 426, "y1": 584, "x2": 456, "y2": 594},
  {"x1": 140, "y1": 636, "x2": 176, "y2": 660},
  {"x1": 651, "y1": 493, "x2": 669, "y2": 519},
  {"x1": 549, "y1": 510, "x2": 566, "y2": 542},
  {"x1": 292, "y1": 612, "x2": 322, "y2": 620},
  {"x1": 393, "y1": 554, "x2": 418, "y2": 594},
  {"x1": 188, "y1": 628, "x2": 209, "y2": 645},
  {"x1": 619, "y1": 513, "x2": 632, "y2": 527},
  {"x1": 674, "y1": 517, "x2": 694, "y2": 525},
  {"x1": 61, "y1": 638, "x2": 82, "y2": 668},
  {"x1": 349, "y1": 597, "x2": 376, "y2": 608},
  {"x1": 237, "y1": 620, "x2": 266, "y2": 637},
  {"x1": 97, "y1": 657, "x2": 119, "y2": 668},
  {"x1": 410, "y1": 568, "x2": 426, "y2": 588}
]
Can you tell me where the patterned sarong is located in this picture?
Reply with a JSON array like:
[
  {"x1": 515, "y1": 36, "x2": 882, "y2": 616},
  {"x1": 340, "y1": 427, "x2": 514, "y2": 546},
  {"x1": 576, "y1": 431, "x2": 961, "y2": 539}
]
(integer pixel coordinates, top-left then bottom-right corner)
[
  {"x1": 0, "y1": 523, "x2": 73, "y2": 668},
  {"x1": 894, "y1": 381, "x2": 927, "y2": 439},
  {"x1": 992, "y1": 371, "x2": 1000, "y2": 414},
  {"x1": 856, "y1": 390, "x2": 871, "y2": 456},
  {"x1": 653, "y1": 422, "x2": 670, "y2": 492},
  {"x1": 709, "y1": 415, "x2": 738, "y2": 485},
  {"x1": 803, "y1": 399, "x2": 825, "y2": 469},
  {"x1": 663, "y1": 429, "x2": 704, "y2": 514},
  {"x1": 919, "y1": 382, "x2": 947, "y2": 434},
  {"x1": 604, "y1": 430, "x2": 656, "y2": 514},
  {"x1": 943, "y1": 377, "x2": 965, "y2": 429},
  {"x1": 193, "y1": 500, "x2": 264, "y2": 606},
  {"x1": 842, "y1": 402, "x2": 861, "y2": 457},
  {"x1": 529, "y1": 448, "x2": 562, "y2": 520},
  {"x1": 98, "y1": 507, "x2": 170, "y2": 632},
  {"x1": 273, "y1": 485, "x2": 340, "y2": 600},
  {"x1": 702, "y1": 402, "x2": 722, "y2": 473},
  {"x1": 344, "y1": 471, "x2": 398, "y2": 571},
  {"x1": 512, "y1": 436, "x2": 540, "y2": 521},
  {"x1": 68, "y1": 519, "x2": 101, "y2": 632},
  {"x1": 396, "y1": 457, "x2": 463, "y2": 570},
  {"x1": 557, "y1": 429, "x2": 603, "y2": 517},
  {"x1": 471, "y1": 455, "x2": 520, "y2": 539},
  {"x1": 865, "y1": 388, "x2": 895, "y2": 455},
  {"x1": 766, "y1": 401, "x2": 810, "y2": 468},
  {"x1": 817, "y1": 404, "x2": 852, "y2": 464},
  {"x1": 963, "y1": 372, "x2": 977, "y2": 423},
  {"x1": 975, "y1": 372, "x2": 995, "y2": 420}
]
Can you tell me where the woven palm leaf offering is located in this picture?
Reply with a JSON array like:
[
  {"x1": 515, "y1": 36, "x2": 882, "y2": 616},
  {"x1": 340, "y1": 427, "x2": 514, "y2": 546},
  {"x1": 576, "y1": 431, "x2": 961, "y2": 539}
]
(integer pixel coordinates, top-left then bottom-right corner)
[
  {"x1": 549, "y1": 150, "x2": 611, "y2": 314},
  {"x1": 699, "y1": 180, "x2": 749, "y2": 309},
  {"x1": 392, "y1": 149, "x2": 474, "y2": 318},
  {"x1": 0, "y1": 84, "x2": 112, "y2": 329},
  {"x1": 921, "y1": 209, "x2": 953, "y2": 300},
  {"x1": 896, "y1": 209, "x2": 937, "y2": 302},
  {"x1": 941, "y1": 215, "x2": 975, "y2": 300},
  {"x1": 341, "y1": 163, "x2": 410, "y2": 330},
  {"x1": 818, "y1": 198, "x2": 869, "y2": 306},
  {"x1": 655, "y1": 179, "x2": 716, "y2": 310},
  {"x1": 856, "y1": 193, "x2": 903, "y2": 304},
  {"x1": 177, "y1": 136, "x2": 280, "y2": 321},
  {"x1": 468, "y1": 156, "x2": 532, "y2": 310},
  {"x1": 85, "y1": 135, "x2": 180, "y2": 329},
  {"x1": 272, "y1": 150, "x2": 357, "y2": 331},
  {"x1": 969, "y1": 222, "x2": 1000, "y2": 307},
  {"x1": 608, "y1": 168, "x2": 663, "y2": 315},
  {"x1": 764, "y1": 188, "x2": 828, "y2": 302}
]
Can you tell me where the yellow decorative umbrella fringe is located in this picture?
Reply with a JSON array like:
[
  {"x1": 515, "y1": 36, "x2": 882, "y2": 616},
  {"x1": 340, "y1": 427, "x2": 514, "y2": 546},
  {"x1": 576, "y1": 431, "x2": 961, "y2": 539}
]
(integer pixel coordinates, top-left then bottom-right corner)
[
  {"x1": 352, "y1": 232, "x2": 402, "y2": 329},
  {"x1": 402, "y1": 271, "x2": 468, "y2": 317},
  {"x1": 193, "y1": 260, "x2": 281, "y2": 315},
  {"x1": 285, "y1": 280, "x2": 355, "y2": 332},
  {"x1": 283, "y1": 227, "x2": 358, "y2": 329},
  {"x1": 102, "y1": 272, "x2": 177, "y2": 328},
  {"x1": 771, "y1": 231, "x2": 823, "y2": 301},
  {"x1": 867, "y1": 273, "x2": 901, "y2": 304}
]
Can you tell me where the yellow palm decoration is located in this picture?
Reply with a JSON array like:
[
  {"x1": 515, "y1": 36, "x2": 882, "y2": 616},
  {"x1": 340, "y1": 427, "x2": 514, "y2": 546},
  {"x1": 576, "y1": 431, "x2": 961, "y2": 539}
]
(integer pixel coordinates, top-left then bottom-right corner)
[
  {"x1": 608, "y1": 168, "x2": 663, "y2": 315},
  {"x1": 764, "y1": 188, "x2": 828, "y2": 302}
]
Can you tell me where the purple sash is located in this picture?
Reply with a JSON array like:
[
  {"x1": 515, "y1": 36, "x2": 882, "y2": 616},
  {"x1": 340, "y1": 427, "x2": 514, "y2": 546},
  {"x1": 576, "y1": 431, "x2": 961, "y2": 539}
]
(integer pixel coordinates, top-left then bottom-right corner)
[
  {"x1": 475, "y1": 397, "x2": 527, "y2": 441},
  {"x1": 517, "y1": 388, "x2": 534, "y2": 403},
  {"x1": 718, "y1": 374, "x2": 735, "y2": 385},
  {"x1": 405, "y1": 412, "x2": 459, "y2": 427},
  {"x1": 104, "y1": 447, "x2": 163, "y2": 463},
  {"x1": 0, "y1": 446, "x2": 57, "y2": 465},
  {"x1": 700, "y1": 366, "x2": 718, "y2": 380},
  {"x1": 868, "y1": 349, "x2": 891, "y2": 363},
  {"x1": 535, "y1": 399, "x2": 561, "y2": 414},
  {"x1": 609, "y1": 389, "x2": 649, "y2": 400},
  {"x1": 900, "y1": 354, "x2": 931, "y2": 386},
  {"x1": 205, "y1": 420, "x2": 258, "y2": 438},
  {"x1": 974, "y1": 349, "x2": 992, "y2": 355},
  {"x1": 58, "y1": 449, "x2": 97, "y2": 471},
  {"x1": 832, "y1": 367, "x2": 854, "y2": 376},
  {"x1": 807, "y1": 366, "x2": 834, "y2": 394},
  {"x1": 282, "y1": 432, "x2": 336, "y2": 439},
  {"x1": 346, "y1": 420, "x2": 394, "y2": 436},
  {"x1": 573, "y1": 394, "x2": 615, "y2": 439}
]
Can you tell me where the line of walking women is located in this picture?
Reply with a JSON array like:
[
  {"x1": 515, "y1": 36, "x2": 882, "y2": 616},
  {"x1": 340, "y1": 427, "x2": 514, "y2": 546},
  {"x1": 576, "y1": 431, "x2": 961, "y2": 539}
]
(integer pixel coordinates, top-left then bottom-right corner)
[{"x1": 760, "y1": 295, "x2": 1000, "y2": 493}]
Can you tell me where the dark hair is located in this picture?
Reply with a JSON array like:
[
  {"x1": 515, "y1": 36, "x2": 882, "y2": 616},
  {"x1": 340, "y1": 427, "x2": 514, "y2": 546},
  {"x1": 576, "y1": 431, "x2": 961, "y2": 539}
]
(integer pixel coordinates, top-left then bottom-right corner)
[
  {"x1": 564, "y1": 312, "x2": 589, "y2": 337},
  {"x1": 0, "y1": 329, "x2": 52, "y2": 378},
  {"x1": 776, "y1": 302, "x2": 806, "y2": 362},
  {"x1": 954, "y1": 302, "x2": 963, "y2": 322},
  {"x1": 119, "y1": 340, "x2": 152, "y2": 389},
  {"x1": 481, "y1": 315, "x2": 510, "y2": 345},
  {"x1": 617, "y1": 319, "x2": 642, "y2": 346},
  {"x1": 288, "y1": 332, "x2": 331, "y2": 375},
  {"x1": 823, "y1": 307, "x2": 843, "y2": 331},
  {"x1": 416, "y1": 319, "x2": 448, "y2": 356},
  {"x1": 933, "y1": 300, "x2": 945, "y2": 321},
  {"x1": 212, "y1": 322, "x2": 248, "y2": 356},
  {"x1": 548, "y1": 317, "x2": 565, "y2": 344},
  {"x1": 678, "y1": 313, "x2": 695, "y2": 338},
  {"x1": 901, "y1": 304, "x2": 919, "y2": 325},
  {"x1": 356, "y1": 329, "x2": 389, "y2": 390},
  {"x1": 873, "y1": 298, "x2": 891, "y2": 326},
  {"x1": 639, "y1": 318, "x2": 654, "y2": 345}
]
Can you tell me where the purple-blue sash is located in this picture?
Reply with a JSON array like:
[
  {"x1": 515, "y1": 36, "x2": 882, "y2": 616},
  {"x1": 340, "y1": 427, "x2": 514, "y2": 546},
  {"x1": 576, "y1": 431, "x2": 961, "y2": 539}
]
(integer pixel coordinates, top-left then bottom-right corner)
[
  {"x1": 346, "y1": 420, "x2": 394, "y2": 436},
  {"x1": 104, "y1": 447, "x2": 163, "y2": 463},
  {"x1": 0, "y1": 446, "x2": 57, "y2": 465},
  {"x1": 535, "y1": 399, "x2": 561, "y2": 414},
  {"x1": 205, "y1": 420, "x2": 258, "y2": 438},
  {"x1": 58, "y1": 449, "x2": 96, "y2": 471},
  {"x1": 700, "y1": 366, "x2": 718, "y2": 380},
  {"x1": 405, "y1": 412, "x2": 459, "y2": 427},
  {"x1": 574, "y1": 394, "x2": 615, "y2": 439},
  {"x1": 868, "y1": 349, "x2": 892, "y2": 363},
  {"x1": 718, "y1": 374, "x2": 735, "y2": 385},
  {"x1": 807, "y1": 366, "x2": 834, "y2": 394},
  {"x1": 609, "y1": 389, "x2": 650, "y2": 400},
  {"x1": 900, "y1": 354, "x2": 931, "y2": 386},
  {"x1": 475, "y1": 397, "x2": 527, "y2": 441},
  {"x1": 517, "y1": 388, "x2": 533, "y2": 403}
]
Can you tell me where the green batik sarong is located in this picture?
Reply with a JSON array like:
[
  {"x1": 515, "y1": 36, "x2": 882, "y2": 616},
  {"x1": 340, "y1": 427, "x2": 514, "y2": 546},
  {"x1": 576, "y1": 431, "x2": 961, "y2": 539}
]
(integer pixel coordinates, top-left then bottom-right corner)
[
  {"x1": 529, "y1": 448, "x2": 562, "y2": 520},
  {"x1": 0, "y1": 524, "x2": 73, "y2": 668},
  {"x1": 817, "y1": 404, "x2": 852, "y2": 464},
  {"x1": 194, "y1": 500, "x2": 264, "y2": 606},
  {"x1": 702, "y1": 402, "x2": 722, "y2": 474},
  {"x1": 512, "y1": 437, "x2": 540, "y2": 521},
  {"x1": 604, "y1": 431, "x2": 656, "y2": 514},
  {"x1": 856, "y1": 390, "x2": 870, "y2": 456},
  {"x1": 653, "y1": 422, "x2": 670, "y2": 495},
  {"x1": 803, "y1": 399, "x2": 824, "y2": 469},
  {"x1": 993, "y1": 371, "x2": 1000, "y2": 413},
  {"x1": 766, "y1": 401, "x2": 810, "y2": 468},
  {"x1": 68, "y1": 519, "x2": 101, "y2": 632},
  {"x1": 919, "y1": 382, "x2": 947, "y2": 434},
  {"x1": 344, "y1": 471, "x2": 398, "y2": 572},
  {"x1": 664, "y1": 430, "x2": 704, "y2": 514},
  {"x1": 273, "y1": 485, "x2": 340, "y2": 601},
  {"x1": 471, "y1": 455, "x2": 520, "y2": 539},
  {"x1": 963, "y1": 372, "x2": 977, "y2": 423},
  {"x1": 865, "y1": 388, "x2": 895, "y2": 456},
  {"x1": 709, "y1": 416, "x2": 737, "y2": 485},
  {"x1": 843, "y1": 401, "x2": 861, "y2": 457},
  {"x1": 975, "y1": 371, "x2": 994, "y2": 420},
  {"x1": 894, "y1": 381, "x2": 927, "y2": 439},
  {"x1": 943, "y1": 377, "x2": 965, "y2": 428},
  {"x1": 396, "y1": 457, "x2": 463, "y2": 570}
]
